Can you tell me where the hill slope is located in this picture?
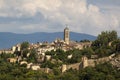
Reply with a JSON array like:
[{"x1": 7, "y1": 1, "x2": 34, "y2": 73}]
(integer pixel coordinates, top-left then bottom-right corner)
[{"x1": 0, "y1": 32, "x2": 96, "y2": 49}]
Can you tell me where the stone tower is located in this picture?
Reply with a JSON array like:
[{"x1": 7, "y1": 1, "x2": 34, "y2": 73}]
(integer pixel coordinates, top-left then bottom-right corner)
[
  {"x1": 81, "y1": 56, "x2": 88, "y2": 68},
  {"x1": 61, "y1": 64, "x2": 67, "y2": 73},
  {"x1": 64, "y1": 26, "x2": 69, "y2": 44}
]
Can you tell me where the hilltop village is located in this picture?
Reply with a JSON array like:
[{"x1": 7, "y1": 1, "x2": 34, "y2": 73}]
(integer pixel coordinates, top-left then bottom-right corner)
[
  {"x1": 0, "y1": 26, "x2": 120, "y2": 75},
  {"x1": 0, "y1": 27, "x2": 92, "y2": 71},
  {"x1": 0, "y1": 26, "x2": 120, "y2": 80},
  {"x1": 0, "y1": 27, "x2": 91, "y2": 54}
]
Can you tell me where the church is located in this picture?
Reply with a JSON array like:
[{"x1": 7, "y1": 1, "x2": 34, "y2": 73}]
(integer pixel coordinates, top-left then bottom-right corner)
[
  {"x1": 64, "y1": 26, "x2": 70, "y2": 44},
  {"x1": 53, "y1": 25, "x2": 92, "y2": 51}
]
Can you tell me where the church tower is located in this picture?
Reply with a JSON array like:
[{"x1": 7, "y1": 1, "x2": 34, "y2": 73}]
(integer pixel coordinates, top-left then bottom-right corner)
[{"x1": 64, "y1": 25, "x2": 69, "y2": 44}]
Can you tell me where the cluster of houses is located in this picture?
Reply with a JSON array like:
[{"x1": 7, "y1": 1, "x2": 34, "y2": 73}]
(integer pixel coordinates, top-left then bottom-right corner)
[{"x1": 0, "y1": 27, "x2": 92, "y2": 73}]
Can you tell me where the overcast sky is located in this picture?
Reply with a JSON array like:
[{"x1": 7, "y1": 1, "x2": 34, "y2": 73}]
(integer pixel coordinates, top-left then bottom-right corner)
[{"x1": 0, "y1": 0, "x2": 120, "y2": 36}]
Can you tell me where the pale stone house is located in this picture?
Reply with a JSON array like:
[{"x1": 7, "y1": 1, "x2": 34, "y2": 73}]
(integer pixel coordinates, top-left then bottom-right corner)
[{"x1": 7, "y1": 58, "x2": 17, "y2": 63}]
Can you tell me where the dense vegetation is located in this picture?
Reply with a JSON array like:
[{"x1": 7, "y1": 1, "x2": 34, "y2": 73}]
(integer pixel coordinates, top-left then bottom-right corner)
[
  {"x1": 0, "y1": 30, "x2": 120, "y2": 80},
  {"x1": 0, "y1": 53, "x2": 120, "y2": 80},
  {"x1": 44, "y1": 31, "x2": 120, "y2": 66},
  {"x1": 92, "y1": 31, "x2": 120, "y2": 57}
]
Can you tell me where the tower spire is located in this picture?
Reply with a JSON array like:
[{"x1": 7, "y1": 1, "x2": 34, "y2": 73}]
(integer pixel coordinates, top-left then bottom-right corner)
[{"x1": 64, "y1": 25, "x2": 70, "y2": 44}]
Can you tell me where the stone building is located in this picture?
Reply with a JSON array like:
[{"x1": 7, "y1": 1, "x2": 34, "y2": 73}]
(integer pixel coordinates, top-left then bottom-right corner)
[
  {"x1": 61, "y1": 64, "x2": 67, "y2": 72},
  {"x1": 64, "y1": 26, "x2": 70, "y2": 44}
]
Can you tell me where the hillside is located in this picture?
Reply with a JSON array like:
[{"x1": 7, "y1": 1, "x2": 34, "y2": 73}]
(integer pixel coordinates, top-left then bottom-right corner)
[{"x1": 0, "y1": 32, "x2": 96, "y2": 49}]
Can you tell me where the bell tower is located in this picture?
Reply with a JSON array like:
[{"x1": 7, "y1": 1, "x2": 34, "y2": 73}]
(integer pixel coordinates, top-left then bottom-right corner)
[{"x1": 64, "y1": 25, "x2": 69, "y2": 44}]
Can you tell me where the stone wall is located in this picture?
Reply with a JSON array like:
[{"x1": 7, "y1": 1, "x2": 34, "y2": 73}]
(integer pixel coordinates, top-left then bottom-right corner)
[
  {"x1": 61, "y1": 63, "x2": 81, "y2": 72},
  {"x1": 67, "y1": 63, "x2": 81, "y2": 70},
  {"x1": 61, "y1": 53, "x2": 117, "y2": 72}
]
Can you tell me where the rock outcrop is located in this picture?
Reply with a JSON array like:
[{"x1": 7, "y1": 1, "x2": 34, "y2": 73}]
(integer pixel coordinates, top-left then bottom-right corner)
[{"x1": 110, "y1": 54, "x2": 120, "y2": 70}]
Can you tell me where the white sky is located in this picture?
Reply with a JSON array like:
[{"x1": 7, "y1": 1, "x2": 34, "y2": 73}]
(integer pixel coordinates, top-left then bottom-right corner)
[{"x1": 0, "y1": 0, "x2": 120, "y2": 36}]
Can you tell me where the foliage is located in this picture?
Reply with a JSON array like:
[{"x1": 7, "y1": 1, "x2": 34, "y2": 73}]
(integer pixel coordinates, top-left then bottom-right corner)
[
  {"x1": 66, "y1": 49, "x2": 82, "y2": 63},
  {"x1": 112, "y1": 39, "x2": 120, "y2": 52},
  {"x1": 0, "y1": 53, "x2": 14, "y2": 61},
  {"x1": 81, "y1": 48, "x2": 94, "y2": 58},
  {"x1": 20, "y1": 41, "x2": 37, "y2": 63},
  {"x1": 79, "y1": 63, "x2": 120, "y2": 80},
  {"x1": 45, "y1": 49, "x2": 83, "y2": 64},
  {"x1": 92, "y1": 30, "x2": 119, "y2": 57},
  {"x1": 0, "y1": 30, "x2": 120, "y2": 80},
  {"x1": 41, "y1": 61, "x2": 55, "y2": 69},
  {"x1": 92, "y1": 30, "x2": 117, "y2": 48},
  {"x1": 27, "y1": 49, "x2": 37, "y2": 63},
  {"x1": 80, "y1": 39, "x2": 90, "y2": 42},
  {"x1": 21, "y1": 41, "x2": 29, "y2": 50}
]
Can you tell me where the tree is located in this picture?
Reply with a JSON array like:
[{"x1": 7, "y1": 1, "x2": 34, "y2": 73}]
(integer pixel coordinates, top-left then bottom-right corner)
[
  {"x1": 92, "y1": 31, "x2": 118, "y2": 48},
  {"x1": 80, "y1": 39, "x2": 90, "y2": 42},
  {"x1": 111, "y1": 39, "x2": 120, "y2": 53},
  {"x1": 59, "y1": 69, "x2": 79, "y2": 80},
  {"x1": 21, "y1": 41, "x2": 29, "y2": 50},
  {"x1": 27, "y1": 49, "x2": 37, "y2": 63},
  {"x1": 22, "y1": 49, "x2": 29, "y2": 58},
  {"x1": 81, "y1": 48, "x2": 94, "y2": 58},
  {"x1": 116, "y1": 43, "x2": 120, "y2": 52},
  {"x1": 53, "y1": 67, "x2": 61, "y2": 75},
  {"x1": 68, "y1": 49, "x2": 82, "y2": 63},
  {"x1": 91, "y1": 31, "x2": 118, "y2": 57}
]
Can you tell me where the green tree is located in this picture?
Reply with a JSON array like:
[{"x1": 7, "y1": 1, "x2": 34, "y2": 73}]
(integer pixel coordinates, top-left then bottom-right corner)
[
  {"x1": 22, "y1": 49, "x2": 29, "y2": 58},
  {"x1": 80, "y1": 39, "x2": 90, "y2": 42},
  {"x1": 81, "y1": 48, "x2": 94, "y2": 58},
  {"x1": 27, "y1": 49, "x2": 37, "y2": 63},
  {"x1": 92, "y1": 31, "x2": 118, "y2": 48},
  {"x1": 21, "y1": 41, "x2": 29, "y2": 50}
]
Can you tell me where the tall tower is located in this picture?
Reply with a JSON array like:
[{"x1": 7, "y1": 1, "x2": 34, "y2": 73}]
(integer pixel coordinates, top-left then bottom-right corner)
[{"x1": 64, "y1": 25, "x2": 69, "y2": 44}]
